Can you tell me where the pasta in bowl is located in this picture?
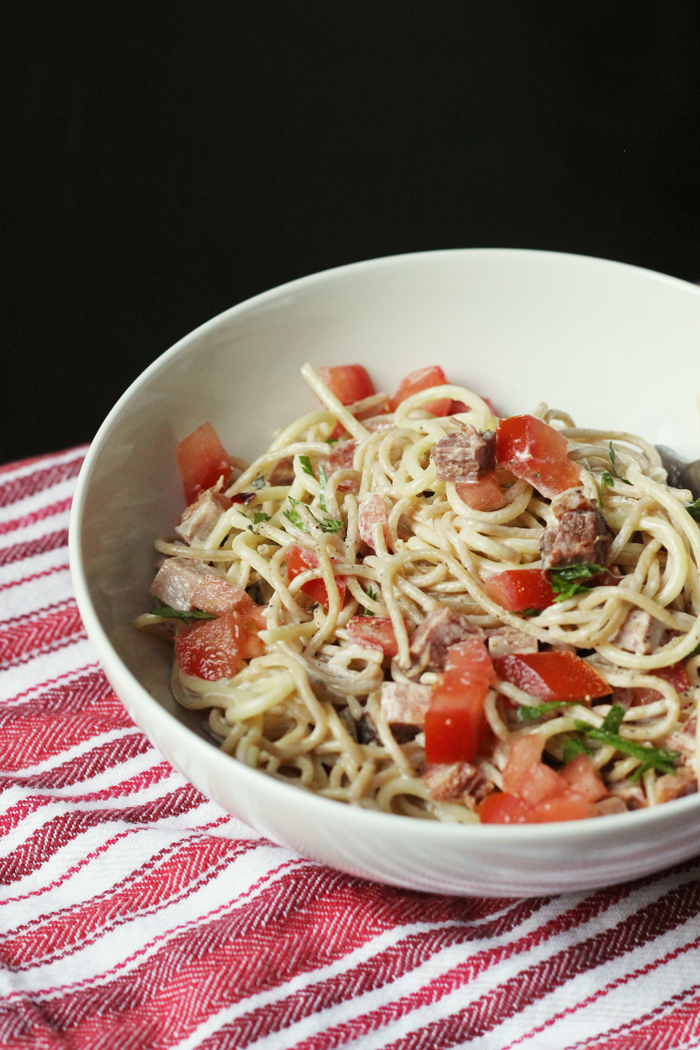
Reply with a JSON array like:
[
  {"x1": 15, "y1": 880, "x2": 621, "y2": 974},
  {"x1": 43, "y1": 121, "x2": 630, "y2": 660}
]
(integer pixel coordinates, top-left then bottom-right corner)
[
  {"x1": 136, "y1": 361, "x2": 700, "y2": 827},
  {"x1": 71, "y1": 248, "x2": 700, "y2": 895}
]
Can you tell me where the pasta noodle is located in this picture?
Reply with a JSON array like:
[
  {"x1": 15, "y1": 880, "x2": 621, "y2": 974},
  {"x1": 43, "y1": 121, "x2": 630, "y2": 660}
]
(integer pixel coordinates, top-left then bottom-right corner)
[{"x1": 136, "y1": 364, "x2": 700, "y2": 824}]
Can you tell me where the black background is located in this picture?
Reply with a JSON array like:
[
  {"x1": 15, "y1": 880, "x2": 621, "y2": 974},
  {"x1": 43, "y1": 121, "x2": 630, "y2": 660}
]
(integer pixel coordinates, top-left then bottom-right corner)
[{"x1": 3, "y1": 2, "x2": 700, "y2": 465}]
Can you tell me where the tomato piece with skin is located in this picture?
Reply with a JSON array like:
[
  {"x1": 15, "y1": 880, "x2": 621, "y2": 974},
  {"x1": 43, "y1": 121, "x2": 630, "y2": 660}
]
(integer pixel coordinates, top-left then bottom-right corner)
[
  {"x1": 175, "y1": 423, "x2": 232, "y2": 504},
  {"x1": 478, "y1": 791, "x2": 531, "y2": 824},
  {"x1": 317, "y1": 365, "x2": 375, "y2": 406},
  {"x1": 455, "y1": 473, "x2": 505, "y2": 512},
  {"x1": 626, "y1": 660, "x2": 690, "y2": 706},
  {"x1": 424, "y1": 637, "x2": 496, "y2": 764},
  {"x1": 391, "y1": 366, "x2": 453, "y2": 417},
  {"x1": 529, "y1": 794, "x2": 589, "y2": 823},
  {"x1": 496, "y1": 415, "x2": 581, "y2": 498},
  {"x1": 514, "y1": 762, "x2": 567, "y2": 806},
  {"x1": 176, "y1": 608, "x2": 263, "y2": 681},
  {"x1": 286, "y1": 546, "x2": 347, "y2": 608},
  {"x1": 502, "y1": 733, "x2": 545, "y2": 792},
  {"x1": 493, "y1": 651, "x2": 610, "y2": 702},
  {"x1": 346, "y1": 616, "x2": 398, "y2": 657},
  {"x1": 484, "y1": 568, "x2": 555, "y2": 613}
]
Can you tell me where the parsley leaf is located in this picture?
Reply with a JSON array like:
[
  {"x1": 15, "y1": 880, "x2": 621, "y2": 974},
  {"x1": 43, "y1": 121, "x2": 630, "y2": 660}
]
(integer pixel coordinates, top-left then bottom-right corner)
[
  {"x1": 516, "y1": 700, "x2": 580, "y2": 723},
  {"x1": 298, "y1": 454, "x2": 314, "y2": 478},
  {"x1": 518, "y1": 608, "x2": 541, "y2": 619},
  {"x1": 549, "y1": 563, "x2": 605, "y2": 602},
  {"x1": 687, "y1": 499, "x2": 700, "y2": 523},
  {"x1": 609, "y1": 442, "x2": 632, "y2": 485},
  {"x1": 252, "y1": 511, "x2": 270, "y2": 525},
  {"x1": 573, "y1": 720, "x2": 679, "y2": 775},
  {"x1": 562, "y1": 736, "x2": 591, "y2": 763},
  {"x1": 599, "y1": 471, "x2": 615, "y2": 506},
  {"x1": 283, "y1": 496, "x2": 343, "y2": 534},
  {"x1": 152, "y1": 605, "x2": 216, "y2": 622},
  {"x1": 325, "y1": 437, "x2": 339, "y2": 447}
]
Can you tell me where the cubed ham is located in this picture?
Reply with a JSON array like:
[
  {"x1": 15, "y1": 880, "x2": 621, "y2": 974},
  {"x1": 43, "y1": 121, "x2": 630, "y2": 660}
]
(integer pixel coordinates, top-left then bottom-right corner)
[
  {"x1": 422, "y1": 762, "x2": 494, "y2": 806},
  {"x1": 431, "y1": 426, "x2": 496, "y2": 483},
  {"x1": 540, "y1": 489, "x2": 612, "y2": 569},
  {"x1": 356, "y1": 712, "x2": 381, "y2": 744},
  {"x1": 319, "y1": 439, "x2": 357, "y2": 493},
  {"x1": 654, "y1": 767, "x2": 697, "y2": 804},
  {"x1": 410, "y1": 606, "x2": 482, "y2": 671},
  {"x1": 612, "y1": 609, "x2": 666, "y2": 655},
  {"x1": 589, "y1": 796, "x2": 628, "y2": 817},
  {"x1": 486, "y1": 627, "x2": 539, "y2": 659},
  {"x1": 175, "y1": 487, "x2": 232, "y2": 546},
  {"x1": 358, "y1": 493, "x2": 390, "y2": 549},
  {"x1": 380, "y1": 681, "x2": 432, "y2": 728},
  {"x1": 150, "y1": 557, "x2": 251, "y2": 615},
  {"x1": 267, "y1": 457, "x2": 295, "y2": 486}
]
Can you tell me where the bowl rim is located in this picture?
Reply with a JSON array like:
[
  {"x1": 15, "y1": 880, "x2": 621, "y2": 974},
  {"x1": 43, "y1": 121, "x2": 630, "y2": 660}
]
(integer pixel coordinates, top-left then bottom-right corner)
[{"x1": 68, "y1": 246, "x2": 700, "y2": 845}]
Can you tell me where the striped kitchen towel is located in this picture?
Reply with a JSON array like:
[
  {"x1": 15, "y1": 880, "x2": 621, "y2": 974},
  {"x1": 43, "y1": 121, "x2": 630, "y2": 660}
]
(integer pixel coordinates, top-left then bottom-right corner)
[{"x1": 2, "y1": 446, "x2": 700, "y2": 1050}]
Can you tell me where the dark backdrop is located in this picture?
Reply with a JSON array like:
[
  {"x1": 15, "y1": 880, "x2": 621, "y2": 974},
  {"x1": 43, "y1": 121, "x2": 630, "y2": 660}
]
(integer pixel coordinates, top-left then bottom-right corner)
[{"x1": 3, "y1": 2, "x2": 700, "y2": 464}]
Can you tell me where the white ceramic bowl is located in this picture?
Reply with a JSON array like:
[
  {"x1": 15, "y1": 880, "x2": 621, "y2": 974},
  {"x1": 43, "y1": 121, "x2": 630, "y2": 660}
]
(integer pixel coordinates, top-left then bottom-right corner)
[{"x1": 70, "y1": 249, "x2": 700, "y2": 897}]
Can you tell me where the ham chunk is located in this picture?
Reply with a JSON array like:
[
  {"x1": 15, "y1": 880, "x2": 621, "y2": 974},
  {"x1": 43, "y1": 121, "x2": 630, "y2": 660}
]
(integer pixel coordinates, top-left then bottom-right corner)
[
  {"x1": 540, "y1": 489, "x2": 612, "y2": 569},
  {"x1": 358, "y1": 493, "x2": 390, "y2": 549},
  {"x1": 612, "y1": 609, "x2": 666, "y2": 655},
  {"x1": 423, "y1": 762, "x2": 494, "y2": 807},
  {"x1": 267, "y1": 457, "x2": 295, "y2": 486},
  {"x1": 176, "y1": 488, "x2": 231, "y2": 546},
  {"x1": 486, "y1": 627, "x2": 539, "y2": 659},
  {"x1": 589, "y1": 796, "x2": 628, "y2": 817},
  {"x1": 431, "y1": 426, "x2": 496, "y2": 483},
  {"x1": 410, "y1": 606, "x2": 481, "y2": 671},
  {"x1": 380, "y1": 681, "x2": 432, "y2": 728},
  {"x1": 150, "y1": 557, "x2": 250, "y2": 615},
  {"x1": 655, "y1": 767, "x2": 697, "y2": 804},
  {"x1": 667, "y1": 714, "x2": 696, "y2": 766}
]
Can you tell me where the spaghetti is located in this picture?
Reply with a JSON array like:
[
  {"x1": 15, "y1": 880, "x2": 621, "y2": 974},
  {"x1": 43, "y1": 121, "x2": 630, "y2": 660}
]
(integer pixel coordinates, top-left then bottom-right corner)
[{"x1": 136, "y1": 364, "x2": 700, "y2": 823}]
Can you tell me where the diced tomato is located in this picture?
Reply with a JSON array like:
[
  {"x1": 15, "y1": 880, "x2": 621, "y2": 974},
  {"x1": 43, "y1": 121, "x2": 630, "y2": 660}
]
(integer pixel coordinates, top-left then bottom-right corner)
[
  {"x1": 529, "y1": 794, "x2": 589, "y2": 823},
  {"x1": 502, "y1": 733, "x2": 545, "y2": 792},
  {"x1": 175, "y1": 423, "x2": 232, "y2": 504},
  {"x1": 514, "y1": 762, "x2": 567, "y2": 806},
  {"x1": 190, "y1": 577, "x2": 253, "y2": 616},
  {"x1": 286, "y1": 546, "x2": 347, "y2": 607},
  {"x1": 391, "y1": 366, "x2": 453, "y2": 417},
  {"x1": 559, "y1": 753, "x2": 607, "y2": 802},
  {"x1": 317, "y1": 365, "x2": 375, "y2": 406},
  {"x1": 346, "y1": 616, "x2": 398, "y2": 657},
  {"x1": 495, "y1": 415, "x2": 581, "y2": 498},
  {"x1": 626, "y1": 660, "x2": 690, "y2": 706},
  {"x1": 493, "y1": 651, "x2": 610, "y2": 702},
  {"x1": 176, "y1": 607, "x2": 263, "y2": 681},
  {"x1": 451, "y1": 396, "x2": 498, "y2": 418},
  {"x1": 424, "y1": 638, "x2": 496, "y2": 764},
  {"x1": 479, "y1": 791, "x2": 531, "y2": 824},
  {"x1": 485, "y1": 569, "x2": 555, "y2": 613},
  {"x1": 358, "y1": 494, "x2": 389, "y2": 549},
  {"x1": 319, "y1": 439, "x2": 358, "y2": 493},
  {"x1": 455, "y1": 472, "x2": 505, "y2": 512}
]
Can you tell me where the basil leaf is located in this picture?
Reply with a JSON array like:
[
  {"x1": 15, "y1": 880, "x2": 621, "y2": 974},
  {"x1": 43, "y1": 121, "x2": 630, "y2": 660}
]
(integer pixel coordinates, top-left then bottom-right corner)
[
  {"x1": 298, "y1": 454, "x2": 314, "y2": 478},
  {"x1": 549, "y1": 563, "x2": 605, "y2": 602},
  {"x1": 573, "y1": 720, "x2": 679, "y2": 774},
  {"x1": 600, "y1": 703, "x2": 626, "y2": 733},
  {"x1": 687, "y1": 499, "x2": 700, "y2": 523},
  {"x1": 318, "y1": 464, "x2": 329, "y2": 512},
  {"x1": 516, "y1": 700, "x2": 579, "y2": 723},
  {"x1": 609, "y1": 441, "x2": 632, "y2": 485},
  {"x1": 562, "y1": 736, "x2": 591, "y2": 763},
  {"x1": 152, "y1": 605, "x2": 216, "y2": 621}
]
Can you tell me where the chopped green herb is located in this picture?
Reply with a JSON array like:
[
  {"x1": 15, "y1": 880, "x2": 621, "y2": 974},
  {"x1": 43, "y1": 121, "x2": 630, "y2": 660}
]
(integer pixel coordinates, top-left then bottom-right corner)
[
  {"x1": 600, "y1": 704, "x2": 626, "y2": 733},
  {"x1": 151, "y1": 605, "x2": 216, "y2": 621},
  {"x1": 562, "y1": 736, "x2": 591, "y2": 763},
  {"x1": 687, "y1": 643, "x2": 700, "y2": 659},
  {"x1": 549, "y1": 563, "x2": 605, "y2": 602},
  {"x1": 609, "y1": 441, "x2": 632, "y2": 485},
  {"x1": 516, "y1": 700, "x2": 580, "y2": 722},
  {"x1": 687, "y1": 499, "x2": 700, "y2": 523},
  {"x1": 362, "y1": 583, "x2": 379, "y2": 614},
  {"x1": 252, "y1": 511, "x2": 270, "y2": 525},
  {"x1": 325, "y1": 437, "x2": 339, "y2": 447},
  {"x1": 298, "y1": 454, "x2": 314, "y2": 478},
  {"x1": 318, "y1": 464, "x2": 329, "y2": 512},
  {"x1": 599, "y1": 471, "x2": 615, "y2": 506},
  {"x1": 518, "y1": 608, "x2": 541, "y2": 619},
  {"x1": 573, "y1": 720, "x2": 679, "y2": 775},
  {"x1": 283, "y1": 496, "x2": 343, "y2": 535}
]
